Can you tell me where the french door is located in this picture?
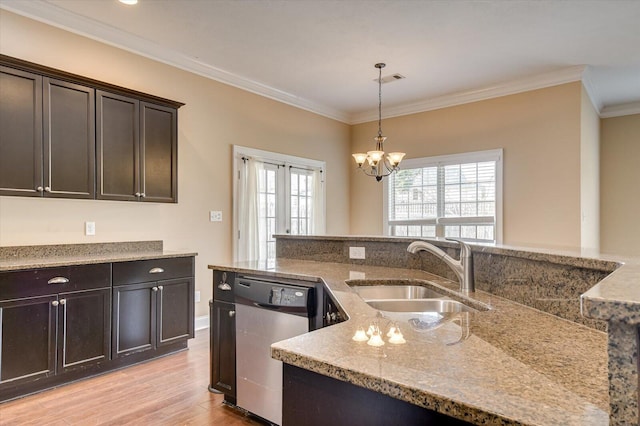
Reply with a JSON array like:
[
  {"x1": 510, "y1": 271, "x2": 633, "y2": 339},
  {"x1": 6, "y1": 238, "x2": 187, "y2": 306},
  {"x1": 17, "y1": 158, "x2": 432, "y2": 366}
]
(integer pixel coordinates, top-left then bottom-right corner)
[{"x1": 234, "y1": 146, "x2": 325, "y2": 262}]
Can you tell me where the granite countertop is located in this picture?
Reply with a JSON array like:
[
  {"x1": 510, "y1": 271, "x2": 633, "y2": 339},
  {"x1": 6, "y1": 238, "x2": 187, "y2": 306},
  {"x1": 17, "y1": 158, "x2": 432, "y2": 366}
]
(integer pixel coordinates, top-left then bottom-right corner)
[
  {"x1": 0, "y1": 241, "x2": 197, "y2": 272},
  {"x1": 581, "y1": 261, "x2": 640, "y2": 324},
  {"x1": 208, "y1": 258, "x2": 609, "y2": 425}
]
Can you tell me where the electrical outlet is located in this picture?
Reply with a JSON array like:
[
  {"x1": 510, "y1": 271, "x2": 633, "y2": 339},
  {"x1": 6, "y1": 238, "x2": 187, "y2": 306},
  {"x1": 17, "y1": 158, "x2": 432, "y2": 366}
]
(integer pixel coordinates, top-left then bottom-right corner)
[
  {"x1": 195, "y1": 291, "x2": 201, "y2": 303},
  {"x1": 85, "y1": 221, "x2": 96, "y2": 236},
  {"x1": 349, "y1": 246, "x2": 365, "y2": 259},
  {"x1": 210, "y1": 211, "x2": 222, "y2": 222}
]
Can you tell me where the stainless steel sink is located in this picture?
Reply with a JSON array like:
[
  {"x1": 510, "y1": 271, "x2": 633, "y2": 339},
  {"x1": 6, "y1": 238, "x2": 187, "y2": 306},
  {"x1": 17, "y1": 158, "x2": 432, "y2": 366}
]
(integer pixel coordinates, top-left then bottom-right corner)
[
  {"x1": 366, "y1": 299, "x2": 474, "y2": 313},
  {"x1": 352, "y1": 285, "x2": 446, "y2": 301}
]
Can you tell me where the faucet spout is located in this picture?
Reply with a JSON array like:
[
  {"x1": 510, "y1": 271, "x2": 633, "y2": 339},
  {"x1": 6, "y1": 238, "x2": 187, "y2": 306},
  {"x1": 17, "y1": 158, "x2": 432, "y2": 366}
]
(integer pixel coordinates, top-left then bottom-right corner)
[{"x1": 407, "y1": 239, "x2": 475, "y2": 293}]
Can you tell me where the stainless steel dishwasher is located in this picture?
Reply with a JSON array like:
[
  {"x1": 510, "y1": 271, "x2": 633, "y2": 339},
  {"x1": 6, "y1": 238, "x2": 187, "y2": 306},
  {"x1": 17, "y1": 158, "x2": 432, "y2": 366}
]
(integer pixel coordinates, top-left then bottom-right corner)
[{"x1": 234, "y1": 275, "x2": 316, "y2": 426}]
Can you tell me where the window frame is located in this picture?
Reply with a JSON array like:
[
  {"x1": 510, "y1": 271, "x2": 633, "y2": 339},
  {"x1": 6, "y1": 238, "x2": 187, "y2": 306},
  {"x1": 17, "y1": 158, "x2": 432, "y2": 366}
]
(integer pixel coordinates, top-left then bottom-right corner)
[{"x1": 383, "y1": 149, "x2": 503, "y2": 243}]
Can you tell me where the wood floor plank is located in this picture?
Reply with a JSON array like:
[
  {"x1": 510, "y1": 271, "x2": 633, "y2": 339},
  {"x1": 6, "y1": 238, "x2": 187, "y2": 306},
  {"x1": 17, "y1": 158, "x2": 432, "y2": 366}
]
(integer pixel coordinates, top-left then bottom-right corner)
[{"x1": 0, "y1": 331, "x2": 261, "y2": 426}]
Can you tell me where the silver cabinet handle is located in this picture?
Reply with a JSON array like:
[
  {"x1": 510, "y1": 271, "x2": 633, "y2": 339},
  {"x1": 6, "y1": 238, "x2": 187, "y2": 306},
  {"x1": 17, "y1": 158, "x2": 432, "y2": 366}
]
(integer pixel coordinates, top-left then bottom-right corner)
[
  {"x1": 218, "y1": 283, "x2": 231, "y2": 291},
  {"x1": 51, "y1": 300, "x2": 59, "y2": 306},
  {"x1": 135, "y1": 192, "x2": 141, "y2": 197},
  {"x1": 158, "y1": 285, "x2": 163, "y2": 291},
  {"x1": 140, "y1": 193, "x2": 146, "y2": 198},
  {"x1": 36, "y1": 186, "x2": 44, "y2": 192},
  {"x1": 229, "y1": 310, "x2": 235, "y2": 317},
  {"x1": 44, "y1": 186, "x2": 51, "y2": 192},
  {"x1": 48, "y1": 277, "x2": 69, "y2": 285},
  {"x1": 152, "y1": 286, "x2": 158, "y2": 292},
  {"x1": 60, "y1": 299, "x2": 66, "y2": 305},
  {"x1": 149, "y1": 267, "x2": 164, "y2": 274}
]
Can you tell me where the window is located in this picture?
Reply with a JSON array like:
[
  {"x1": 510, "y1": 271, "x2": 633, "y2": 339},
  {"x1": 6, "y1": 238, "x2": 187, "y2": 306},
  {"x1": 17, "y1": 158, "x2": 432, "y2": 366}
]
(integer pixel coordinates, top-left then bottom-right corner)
[
  {"x1": 234, "y1": 146, "x2": 325, "y2": 262},
  {"x1": 384, "y1": 149, "x2": 502, "y2": 243}
]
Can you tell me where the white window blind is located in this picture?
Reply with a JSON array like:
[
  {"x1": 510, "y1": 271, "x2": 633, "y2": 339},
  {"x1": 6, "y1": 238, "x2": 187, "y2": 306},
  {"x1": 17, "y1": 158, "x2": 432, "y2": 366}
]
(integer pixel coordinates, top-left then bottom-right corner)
[{"x1": 385, "y1": 149, "x2": 503, "y2": 243}]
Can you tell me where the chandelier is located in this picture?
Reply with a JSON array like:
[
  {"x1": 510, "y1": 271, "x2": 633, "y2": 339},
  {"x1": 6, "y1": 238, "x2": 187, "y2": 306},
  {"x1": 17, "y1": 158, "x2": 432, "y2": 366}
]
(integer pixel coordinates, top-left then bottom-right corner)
[{"x1": 352, "y1": 63, "x2": 405, "y2": 182}]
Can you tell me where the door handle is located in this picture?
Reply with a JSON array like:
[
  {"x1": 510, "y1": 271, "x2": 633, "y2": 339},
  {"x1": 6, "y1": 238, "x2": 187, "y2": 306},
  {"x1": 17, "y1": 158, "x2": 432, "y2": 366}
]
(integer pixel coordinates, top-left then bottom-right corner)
[
  {"x1": 149, "y1": 267, "x2": 164, "y2": 274},
  {"x1": 229, "y1": 310, "x2": 236, "y2": 317},
  {"x1": 48, "y1": 277, "x2": 69, "y2": 285},
  {"x1": 218, "y1": 283, "x2": 232, "y2": 291}
]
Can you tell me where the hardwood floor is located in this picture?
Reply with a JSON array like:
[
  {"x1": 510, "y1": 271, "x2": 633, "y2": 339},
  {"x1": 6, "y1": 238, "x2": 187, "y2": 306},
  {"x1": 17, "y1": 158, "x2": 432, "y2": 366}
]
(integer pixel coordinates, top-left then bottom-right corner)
[{"x1": 0, "y1": 331, "x2": 261, "y2": 425}]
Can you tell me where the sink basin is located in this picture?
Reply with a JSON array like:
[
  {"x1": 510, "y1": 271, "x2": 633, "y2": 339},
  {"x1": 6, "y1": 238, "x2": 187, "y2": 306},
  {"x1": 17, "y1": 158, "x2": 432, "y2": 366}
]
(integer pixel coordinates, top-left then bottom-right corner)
[
  {"x1": 366, "y1": 299, "x2": 474, "y2": 313},
  {"x1": 352, "y1": 285, "x2": 446, "y2": 301}
]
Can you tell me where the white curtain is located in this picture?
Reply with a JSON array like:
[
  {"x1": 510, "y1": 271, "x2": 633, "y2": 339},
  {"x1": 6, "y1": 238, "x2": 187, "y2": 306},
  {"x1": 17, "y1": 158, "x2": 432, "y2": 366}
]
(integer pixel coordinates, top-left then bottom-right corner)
[
  {"x1": 311, "y1": 168, "x2": 325, "y2": 234},
  {"x1": 237, "y1": 158, "x2": 262, "y2": 261}
]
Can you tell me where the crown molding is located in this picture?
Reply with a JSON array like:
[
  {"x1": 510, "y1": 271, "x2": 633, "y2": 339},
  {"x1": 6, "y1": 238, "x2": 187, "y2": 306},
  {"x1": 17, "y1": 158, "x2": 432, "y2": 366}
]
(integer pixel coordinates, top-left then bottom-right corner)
[
  {"x1": 350, "y1": 65, "x2": 588, "y2": 124},
  {"x1": 5, "y1": 2, "x2": 628, "y2": 124},
  {"x1": 600, "y1": 101, "x2": 640, "y2": 118},
  {"x1": 0, "y1": 0, "x2": 351, "y2": 123}
]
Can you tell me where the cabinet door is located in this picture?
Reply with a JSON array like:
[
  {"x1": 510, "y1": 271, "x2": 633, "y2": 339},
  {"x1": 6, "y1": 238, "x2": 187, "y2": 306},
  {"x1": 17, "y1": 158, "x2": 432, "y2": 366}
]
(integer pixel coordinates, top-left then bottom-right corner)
[
  {"x1": 43, "y1": 78, "x2": 95, "y2": 199},
  {"x1": 140, "y1": 102, "x2": 177, "y2": 203},
  {"x1": 58, "y1": 289, "x2": 110, "y2": 373},
  {"x1": 211, "y1": 300, "x2": 236, "y2": 397},
  {"x1": 0, "y1": 66, "x2": 43, "y2": 196},
  {"x1": 0, "y1": 295, "x2": 57, "y2": 386},
  {"x1": 157, "y1": 278, "x2": 194, "y2": 347},
  {"x1": 112, "y1": 283, "x2": 156, "y2": 358},
  {"x1": 97, "y1": 90, "x2": 139, "y2": 201}
]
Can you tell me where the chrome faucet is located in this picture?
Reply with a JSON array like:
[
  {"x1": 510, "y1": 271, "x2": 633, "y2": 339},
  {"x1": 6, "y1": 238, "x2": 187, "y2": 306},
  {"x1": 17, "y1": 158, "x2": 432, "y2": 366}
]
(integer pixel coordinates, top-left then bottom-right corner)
[{"x1": 407, "y1": 239, "x2": 475, "y2": 293}]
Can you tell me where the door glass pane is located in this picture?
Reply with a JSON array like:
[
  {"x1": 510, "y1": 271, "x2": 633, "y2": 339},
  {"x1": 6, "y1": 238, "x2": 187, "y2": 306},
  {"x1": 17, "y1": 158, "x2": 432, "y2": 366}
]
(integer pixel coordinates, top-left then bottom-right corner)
[
  {"x1": 258, "y1": 166, "x2": 278, "y2": 262},
  {"x1": 290, "y1": 169, "x2": 314, "y2": 237}
]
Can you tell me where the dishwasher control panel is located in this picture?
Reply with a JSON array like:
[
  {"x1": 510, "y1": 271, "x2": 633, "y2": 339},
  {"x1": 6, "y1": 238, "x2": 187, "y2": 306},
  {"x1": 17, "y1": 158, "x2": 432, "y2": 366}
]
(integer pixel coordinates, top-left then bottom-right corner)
[
  {"x1": 235, "y1": 276, "x2": 314, "y2": 315},
  {"x1": 270, "y1": 286, "x2": 307, "y2": 307}
]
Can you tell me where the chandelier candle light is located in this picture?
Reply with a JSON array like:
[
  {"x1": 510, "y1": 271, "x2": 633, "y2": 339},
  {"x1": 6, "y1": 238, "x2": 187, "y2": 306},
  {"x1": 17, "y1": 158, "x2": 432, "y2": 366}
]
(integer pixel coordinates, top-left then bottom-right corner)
[{"x1": 352, "y1": 63, "x2": 405, "y2": 181}]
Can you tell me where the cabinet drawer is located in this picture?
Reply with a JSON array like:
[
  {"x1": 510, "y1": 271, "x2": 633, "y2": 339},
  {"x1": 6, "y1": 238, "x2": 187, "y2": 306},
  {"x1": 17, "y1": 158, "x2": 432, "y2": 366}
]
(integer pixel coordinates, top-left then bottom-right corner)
[
  {"x1": 112, "y1": 257, "x2": 193, "y2": 286},
  {"x1": 0, "y1": 263, "x2": 111, "y2": 300}
]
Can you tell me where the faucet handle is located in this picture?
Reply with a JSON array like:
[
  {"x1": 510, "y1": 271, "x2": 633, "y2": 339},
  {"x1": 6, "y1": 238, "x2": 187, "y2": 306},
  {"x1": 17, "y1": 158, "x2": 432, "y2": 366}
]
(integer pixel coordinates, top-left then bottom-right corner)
[{"x1": 445, "y1": 238, "x2": 472, "y2": 258}]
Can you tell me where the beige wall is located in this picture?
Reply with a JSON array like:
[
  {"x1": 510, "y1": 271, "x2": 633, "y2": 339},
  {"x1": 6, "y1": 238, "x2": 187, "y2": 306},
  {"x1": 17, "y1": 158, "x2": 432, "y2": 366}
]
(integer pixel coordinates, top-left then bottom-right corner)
[
  {"x1": 580, "y1": 86, "x2": 601, "y2": 251},
  {"x1": 350, "y1": 83, "x2": 584, "y2": 248},
  {"x1": 600, "y1": 113, "x2": 640, "y2": 256},
  {"x1": 0, "y1": 11, "x2": 351, "y2": 316}
]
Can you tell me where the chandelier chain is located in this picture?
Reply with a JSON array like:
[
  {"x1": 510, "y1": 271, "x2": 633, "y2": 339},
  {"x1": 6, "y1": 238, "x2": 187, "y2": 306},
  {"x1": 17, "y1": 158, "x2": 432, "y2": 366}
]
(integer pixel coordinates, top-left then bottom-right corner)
[{"x1": 378, "y1": 64, "x2": 383, "y2": 137}]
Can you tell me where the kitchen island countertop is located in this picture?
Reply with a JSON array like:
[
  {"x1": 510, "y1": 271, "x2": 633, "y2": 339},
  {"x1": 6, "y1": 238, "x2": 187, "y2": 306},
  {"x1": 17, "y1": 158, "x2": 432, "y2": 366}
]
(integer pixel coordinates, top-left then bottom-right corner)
[{"x1": 208, "y1": 258, "x2": 609, "y2": 425}]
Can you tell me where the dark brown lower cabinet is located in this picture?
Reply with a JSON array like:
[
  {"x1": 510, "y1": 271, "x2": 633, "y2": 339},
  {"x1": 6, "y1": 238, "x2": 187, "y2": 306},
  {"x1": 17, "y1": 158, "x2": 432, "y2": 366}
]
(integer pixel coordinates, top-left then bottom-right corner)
[
  {"x1": 112, "y1": 277, "x2": 194, "y2": 359},
  {"x1": 283, "y1": 364, "x2": 472, "y2": 426},
  {"x1": 58, "y1": 289, "x2": 111, "y2": 374},
  {"x1": 0, "y1": 295, "x2": 57, "y2": 385},
  {"x1": 210, "y1": 300, "x2": 236, "y2": 399},
  {"x1": 0, "y1": 288, "x2": 110, "y2": 390}
]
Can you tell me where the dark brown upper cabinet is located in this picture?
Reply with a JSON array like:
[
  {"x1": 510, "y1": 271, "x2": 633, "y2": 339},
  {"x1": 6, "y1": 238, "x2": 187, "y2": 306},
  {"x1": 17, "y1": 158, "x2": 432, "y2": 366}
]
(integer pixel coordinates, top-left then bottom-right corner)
[
  {"x1": 0, "y1": 67, "x2": 95, "y2": 199},
  {"x1": 97, "y1": 92, "x2": 177, "y2": 203},
  {"x1": 0, "y1": 66, "x2": 43, "y2": 197},
  {"x1": 0, "y1": 54, "x2": 182, "y2": 204}
]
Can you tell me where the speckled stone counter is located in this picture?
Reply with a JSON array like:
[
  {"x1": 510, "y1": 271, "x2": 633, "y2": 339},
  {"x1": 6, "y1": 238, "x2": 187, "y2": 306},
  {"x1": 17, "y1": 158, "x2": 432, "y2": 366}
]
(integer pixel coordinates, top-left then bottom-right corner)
[
  {"x1": 582, "y1": 262, "x2": 640, "y2": 425},
  {"x1": 0, "y1": 241, "x2": 197, "y2": 271},
  {"x1": 208, "y1": 258, "x2": 610, "y2": 425},
  {"x1": 276, "y1": 235, "x2": 620, "y2": 331}
]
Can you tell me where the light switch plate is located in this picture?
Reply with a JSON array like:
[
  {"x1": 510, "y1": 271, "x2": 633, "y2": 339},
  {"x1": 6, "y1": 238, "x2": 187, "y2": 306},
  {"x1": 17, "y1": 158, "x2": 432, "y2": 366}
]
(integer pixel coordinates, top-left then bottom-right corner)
[
  {"x1": 210, "y1": 211, "x2": 222, "y2": 222},
  {"x1": 195, "y1": 291, "x2": 201, "y2": 303},
  {"x1": 85, "y1": 221, "x2": 95, "y2": 236},
  {"x1": 349, "y1": 246, "x2": 366, "y2": 259}
]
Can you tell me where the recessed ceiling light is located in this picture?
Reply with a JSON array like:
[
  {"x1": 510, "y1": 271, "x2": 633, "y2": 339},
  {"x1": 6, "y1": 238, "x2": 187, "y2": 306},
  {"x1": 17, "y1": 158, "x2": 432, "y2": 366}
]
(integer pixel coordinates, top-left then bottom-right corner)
[{"x1": 119, "y1": 0, "x2": 138, "y2": 5}]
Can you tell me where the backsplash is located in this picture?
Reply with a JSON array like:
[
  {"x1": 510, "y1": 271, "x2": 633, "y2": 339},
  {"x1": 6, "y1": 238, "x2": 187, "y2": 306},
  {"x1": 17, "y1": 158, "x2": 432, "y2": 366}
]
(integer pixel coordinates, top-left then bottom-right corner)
[{"x1": 275, "y1": 235, "x2": 619, "y2": 330}]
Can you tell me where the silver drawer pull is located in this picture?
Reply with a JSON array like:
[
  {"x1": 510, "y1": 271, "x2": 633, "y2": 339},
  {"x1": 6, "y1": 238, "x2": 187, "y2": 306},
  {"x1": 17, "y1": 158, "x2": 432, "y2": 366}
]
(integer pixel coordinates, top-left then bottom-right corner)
[
  {"x1": 229, "y1": 310, "x2": 235, "y2": 317},
  {"x1": 48, "y1": 277, "x2": 69, "y2": 285},
  {"x1": 149, "y1": 267, "x2": 164, "y2": 274},
  {"x1": 218, "y1": 283, "x2": 232, "y2": 291}
]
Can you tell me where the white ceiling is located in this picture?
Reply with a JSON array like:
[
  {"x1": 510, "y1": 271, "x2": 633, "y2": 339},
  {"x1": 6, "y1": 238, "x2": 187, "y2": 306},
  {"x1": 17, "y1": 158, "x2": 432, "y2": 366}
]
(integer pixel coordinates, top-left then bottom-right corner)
[{"x1": 2, "y1": 0, "x2": 640, "y2": 123}]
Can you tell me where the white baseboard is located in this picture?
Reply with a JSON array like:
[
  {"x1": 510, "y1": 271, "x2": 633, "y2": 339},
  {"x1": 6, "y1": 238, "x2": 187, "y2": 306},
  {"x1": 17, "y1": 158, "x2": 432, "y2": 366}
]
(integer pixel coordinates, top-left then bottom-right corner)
[{"x1": 195, "y1": 315, "x2": 209, "y2": 331}]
